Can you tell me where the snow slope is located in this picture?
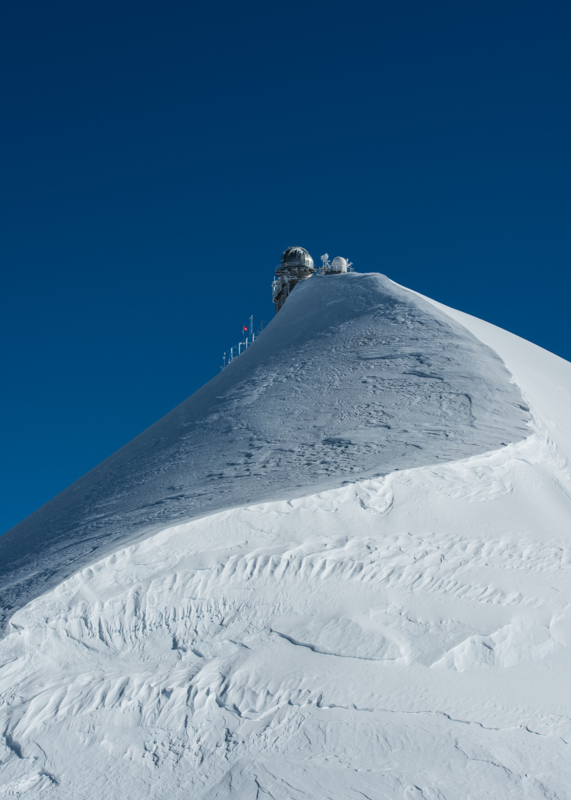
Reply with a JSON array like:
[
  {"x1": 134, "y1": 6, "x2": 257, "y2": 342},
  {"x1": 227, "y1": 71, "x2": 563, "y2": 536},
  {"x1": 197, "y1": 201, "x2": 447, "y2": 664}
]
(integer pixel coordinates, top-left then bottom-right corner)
[
  {"x1": 0, "y1": 273, "x2": 529, "y2": 634},
  {"x1": 2, "y1": 275, "x2": 570, "y2": 798}
]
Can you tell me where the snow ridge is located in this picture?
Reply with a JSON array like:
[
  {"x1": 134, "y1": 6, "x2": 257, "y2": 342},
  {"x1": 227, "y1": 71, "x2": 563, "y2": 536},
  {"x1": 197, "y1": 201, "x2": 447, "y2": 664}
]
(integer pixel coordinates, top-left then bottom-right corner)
[
  {"x1": 4, "y1": 273, "x2": 566, "y2": 798},
  {"x1": 0, "y1": 273, "x2": 529, "y2": 633}
]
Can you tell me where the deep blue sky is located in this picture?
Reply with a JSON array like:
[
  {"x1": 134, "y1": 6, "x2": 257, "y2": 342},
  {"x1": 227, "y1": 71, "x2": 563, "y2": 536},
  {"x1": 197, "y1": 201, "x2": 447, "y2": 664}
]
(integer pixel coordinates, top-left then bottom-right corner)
[{"x1": 2, "y1": 0, "x2": 570, "y2": 534}]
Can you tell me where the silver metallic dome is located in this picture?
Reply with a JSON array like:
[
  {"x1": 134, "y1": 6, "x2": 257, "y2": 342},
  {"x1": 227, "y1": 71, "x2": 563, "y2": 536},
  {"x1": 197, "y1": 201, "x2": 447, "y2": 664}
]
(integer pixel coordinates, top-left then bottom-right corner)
[{"x1": 280, "y1": 246, "x2": 314, "y2": 271}]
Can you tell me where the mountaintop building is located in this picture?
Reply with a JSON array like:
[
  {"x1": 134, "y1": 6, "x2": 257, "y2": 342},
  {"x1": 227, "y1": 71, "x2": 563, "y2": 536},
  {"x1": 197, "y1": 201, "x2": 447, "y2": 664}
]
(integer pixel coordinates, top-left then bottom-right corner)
[
  {"x1": 272, "y1": 247, "x2": 315, "y2": 313},
  {"x1": 272, "y1": 247, "x2": 353, "y2": 312}
]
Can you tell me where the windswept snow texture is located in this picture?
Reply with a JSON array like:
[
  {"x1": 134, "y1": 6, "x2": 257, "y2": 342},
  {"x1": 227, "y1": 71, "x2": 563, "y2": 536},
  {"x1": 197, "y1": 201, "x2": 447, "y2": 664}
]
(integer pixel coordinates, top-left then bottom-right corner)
[
  {"x1": 5, "y1": 279, "x2": 571, "y2": 798},
  {"x1": 1, "y1": 313, "x2": 571, "y2": 798},
  {"x1": 0, "y1": 273, "x2": 528, "y2": 630}
]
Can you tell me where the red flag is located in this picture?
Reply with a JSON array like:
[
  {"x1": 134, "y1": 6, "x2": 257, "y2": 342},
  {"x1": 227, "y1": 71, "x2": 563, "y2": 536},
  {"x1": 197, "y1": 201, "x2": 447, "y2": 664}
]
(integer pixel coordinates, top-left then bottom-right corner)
[{"x1": 243, "y1": 326, "x2": 248, "y2": 331}]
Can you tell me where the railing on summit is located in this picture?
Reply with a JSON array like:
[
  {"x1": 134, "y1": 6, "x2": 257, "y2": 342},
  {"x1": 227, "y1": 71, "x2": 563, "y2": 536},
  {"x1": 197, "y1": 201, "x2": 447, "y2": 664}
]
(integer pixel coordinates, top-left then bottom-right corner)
[{"x1": 221, "y1": 315, "x2": 265, "y2": 369}]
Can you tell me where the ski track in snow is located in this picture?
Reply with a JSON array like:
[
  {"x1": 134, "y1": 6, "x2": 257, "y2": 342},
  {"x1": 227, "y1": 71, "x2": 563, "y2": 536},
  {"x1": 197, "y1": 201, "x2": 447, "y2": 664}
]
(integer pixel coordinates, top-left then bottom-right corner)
[{"x1": 2, "y1": 274, "x2": 571, "y2": 798}]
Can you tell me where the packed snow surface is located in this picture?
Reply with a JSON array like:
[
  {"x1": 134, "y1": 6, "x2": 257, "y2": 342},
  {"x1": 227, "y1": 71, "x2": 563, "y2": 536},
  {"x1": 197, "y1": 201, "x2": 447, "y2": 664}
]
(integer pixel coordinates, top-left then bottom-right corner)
[
  {"x1": 0, "y1": 273, "x2": 528, "y2": 631},
  {"x1": 3, "y1": 274, "x2": 571, "y2": 798}
]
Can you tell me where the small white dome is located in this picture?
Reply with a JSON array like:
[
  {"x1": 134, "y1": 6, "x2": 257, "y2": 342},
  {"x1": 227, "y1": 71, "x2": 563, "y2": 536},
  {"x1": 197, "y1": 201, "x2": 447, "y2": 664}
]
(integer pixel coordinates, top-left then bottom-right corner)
[{"x1": 330, "y1": 256, "x2": 348, "y2": 273}]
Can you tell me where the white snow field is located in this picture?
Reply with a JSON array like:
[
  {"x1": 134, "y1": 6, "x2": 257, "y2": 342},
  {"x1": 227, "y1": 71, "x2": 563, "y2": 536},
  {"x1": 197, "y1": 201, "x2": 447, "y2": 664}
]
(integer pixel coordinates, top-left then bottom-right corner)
[{"x1": 2, "y1": 273, "x2": 571, "y2": 798}]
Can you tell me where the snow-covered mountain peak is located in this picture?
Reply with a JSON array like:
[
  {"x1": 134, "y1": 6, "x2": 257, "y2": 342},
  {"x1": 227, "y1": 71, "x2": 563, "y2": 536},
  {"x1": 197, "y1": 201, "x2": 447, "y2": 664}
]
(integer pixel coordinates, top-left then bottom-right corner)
[
  {"x1": 5, "y1": 273, "x2": 571, "y2": 797},
  {"x1": 0, "y1": 273, "x2": 529, "y2": 633}
]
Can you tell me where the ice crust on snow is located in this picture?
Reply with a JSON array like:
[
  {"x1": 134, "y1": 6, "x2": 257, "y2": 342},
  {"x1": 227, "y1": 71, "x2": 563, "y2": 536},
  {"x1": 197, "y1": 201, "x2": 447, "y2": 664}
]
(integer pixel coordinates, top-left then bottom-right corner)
[{"x1": 0, "y1": 273, "x2": 529, "y2": 631}]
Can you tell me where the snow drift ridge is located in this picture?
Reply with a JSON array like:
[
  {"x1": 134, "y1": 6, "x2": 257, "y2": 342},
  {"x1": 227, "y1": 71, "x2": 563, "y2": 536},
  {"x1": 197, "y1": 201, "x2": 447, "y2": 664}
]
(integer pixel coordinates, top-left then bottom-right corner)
[{"x1": 0, "y1": 272, "x2": 529, "y2": 633}]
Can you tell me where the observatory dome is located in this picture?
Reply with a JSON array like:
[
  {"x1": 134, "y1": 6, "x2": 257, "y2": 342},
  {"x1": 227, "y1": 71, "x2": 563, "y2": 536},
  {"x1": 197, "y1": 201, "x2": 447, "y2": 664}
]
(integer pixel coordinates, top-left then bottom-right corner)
[
  {"x1": 330, "y1": 256, "x2": 348, "y2": 273},
  {"x1": 280, "y1": 246, "x2": 314, "y2": 271}
]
